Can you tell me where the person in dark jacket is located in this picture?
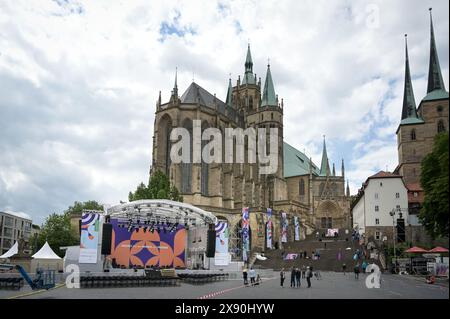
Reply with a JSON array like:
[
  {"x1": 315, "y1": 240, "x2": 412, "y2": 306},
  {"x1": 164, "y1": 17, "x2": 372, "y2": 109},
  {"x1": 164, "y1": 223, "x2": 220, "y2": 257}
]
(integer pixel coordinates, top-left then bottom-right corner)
[
  {"x1": 295, "y1": 267, "x2": 301, "y2": 287},
  {"x1": 280, "y1": 268, "x2": 286, "y2": 287},
  {"x1": 290, "y1": 267, "x2": 296, "y2": 287},
  {"x1": 306, "y1": 266, "x2": 312, "y2": 288}
]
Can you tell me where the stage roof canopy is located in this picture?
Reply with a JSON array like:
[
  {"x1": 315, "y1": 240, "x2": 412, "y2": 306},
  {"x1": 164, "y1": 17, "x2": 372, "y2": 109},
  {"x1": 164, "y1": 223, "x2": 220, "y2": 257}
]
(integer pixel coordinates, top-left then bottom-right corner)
[
  {"x1": 0, "y1": 241, "x2": 18, "y2": 259},
  {"x1": 32, "y1": 242, "x2": 62, "y2": 259},
  {"x1": 106, "y1": 199, "x2": 217, "y2": 226}
]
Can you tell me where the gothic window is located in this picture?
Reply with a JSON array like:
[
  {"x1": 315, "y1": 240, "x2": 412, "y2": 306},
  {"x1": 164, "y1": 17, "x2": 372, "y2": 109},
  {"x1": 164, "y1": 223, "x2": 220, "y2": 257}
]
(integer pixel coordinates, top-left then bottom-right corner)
[
  {"x1": 271, "y1": 112, "x2": 274, "y2": 120},
  {"x1": 158, "y1": 114, "x2": 172, "y2": 177},
  {"x1": 410, "y1": 129, "x2": 416, "y2": 140},
  {"x1": 437, "y1": 120, "x2": 445, "y2": 133},
  {"x1": 319, "y1": 183, "x2": 325, "y2": 195},
  {"x1": 299, "y1": 179, "x2": 305, "y2": 196},
  {"x1": 201, "y1": 122, "x2": 209, "y2": 196},
  {"x1": 321, "y1": 217, "x2": 327, "y2": 228},
  {"x1": 249, "y1": 96, "x2": 253, "y2": 110},
  {"x1": 181, "y1": 119, "x2": 193, "y2": 193}
]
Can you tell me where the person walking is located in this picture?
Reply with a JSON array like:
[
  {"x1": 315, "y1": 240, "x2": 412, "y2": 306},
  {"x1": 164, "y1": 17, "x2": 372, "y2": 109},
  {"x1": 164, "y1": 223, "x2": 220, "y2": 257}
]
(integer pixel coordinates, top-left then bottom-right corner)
[
  {"x1": 290, "y1": 267, "x2": 296, "y2": 288},
  {"x1": 249, "y1": 267, "x2": 256, "y2": 286},
  {"x1": 306, "y1": 266, "x2": 312, "y2": 288},
  {"x1": 295, "y1": 267, "x2": 301, "y2": 288},
  {"x1": 354, "y1": 263, "x2": 360, "y2": 280},
  {"x1": 342, "y1": 263, "x2": 347, "y2": 275},
  {"x1": 243, "y1": 267, "x2": 248, "y2": 286},
  {"x1": 280, "y1": 268, "x2": 286, "y2": 287},
  {"x1": 362, "y1": 260, "x2": 367, "y2": 274},
  {"x1": 301, "y1": 265, "x2": 306, "y2": 279}
]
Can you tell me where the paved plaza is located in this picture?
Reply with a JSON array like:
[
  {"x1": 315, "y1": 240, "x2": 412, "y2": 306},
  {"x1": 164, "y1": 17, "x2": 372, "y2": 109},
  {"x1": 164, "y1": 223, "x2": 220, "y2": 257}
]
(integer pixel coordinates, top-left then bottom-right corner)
[{"x1": 1, "y1": 271, "x2": 448, "y2": 299}]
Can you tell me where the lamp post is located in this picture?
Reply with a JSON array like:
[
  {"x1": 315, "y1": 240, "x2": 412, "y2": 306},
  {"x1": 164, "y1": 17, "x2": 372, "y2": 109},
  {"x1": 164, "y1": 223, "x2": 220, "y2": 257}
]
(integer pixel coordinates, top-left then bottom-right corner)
[{"x1": 389, "y1": 209, "x2": 396, "y2": 266}]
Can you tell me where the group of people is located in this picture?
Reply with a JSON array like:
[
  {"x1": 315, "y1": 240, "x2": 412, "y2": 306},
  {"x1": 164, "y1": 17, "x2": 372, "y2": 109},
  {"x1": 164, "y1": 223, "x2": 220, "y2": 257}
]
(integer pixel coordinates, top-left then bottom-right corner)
[
  {"x1": 242, "y1": 267, "x2": 262, "y2": 287},
  {"x1": 279, "y1": 266, "x2": 320, "y2": 288}
]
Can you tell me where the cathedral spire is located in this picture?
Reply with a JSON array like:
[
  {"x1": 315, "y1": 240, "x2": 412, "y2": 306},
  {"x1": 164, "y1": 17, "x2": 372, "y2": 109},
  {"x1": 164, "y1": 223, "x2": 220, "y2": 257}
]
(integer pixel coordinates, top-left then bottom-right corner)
[
  {"x1": 261, "y1": 62, "x2": 277, "y2": 107},
  {"x1": 346, "y1": 180, "x2": 350, "y2": 197},
  {"x1": 226, "y1": 77, "x2": 233, "y2": 108},
  {"x1": 173, "y1": 67, "x2": 178, "y2": 98},
  {"x1": 243, "y1": 44, "x2": 256, "y2": 85},
  {"x1": 341, "y1": 158, "x2": 345, "y2": 178},
  {"x1": 320, "y1": 136, "x2": 330, "y2": 176},
  {"x1": 401, "y1": 34, "x2": 418, "y2": 120},
  {"x1": 427, "y1": 8, "x2": 446, "y2": 93},
  {"x1": 332, "y1": 163, "x2": 336, "y2": 176}
]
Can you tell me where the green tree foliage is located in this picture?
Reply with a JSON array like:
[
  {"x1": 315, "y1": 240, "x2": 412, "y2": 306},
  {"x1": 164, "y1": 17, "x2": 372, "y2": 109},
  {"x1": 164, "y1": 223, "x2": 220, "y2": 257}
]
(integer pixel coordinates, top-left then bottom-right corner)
[
  {"x1": 419, "y1": 132, "x2": 449, "y2": 239},
  {"x1": 37, "y1": 212, "x2": 79, "y2": 257},
  {"x1": 36, "y1": 200, "x2": 104, "y2": 257},
  {"x1": 129, "y1": 170, "x2": 183, "y2": 202}
]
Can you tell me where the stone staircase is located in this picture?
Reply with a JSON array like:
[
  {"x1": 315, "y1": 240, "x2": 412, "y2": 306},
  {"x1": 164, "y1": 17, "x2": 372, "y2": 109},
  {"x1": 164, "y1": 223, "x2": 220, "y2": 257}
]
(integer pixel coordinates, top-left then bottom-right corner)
[{"x1": 253, "y1": 229, "x2": 381, "y2": 272}]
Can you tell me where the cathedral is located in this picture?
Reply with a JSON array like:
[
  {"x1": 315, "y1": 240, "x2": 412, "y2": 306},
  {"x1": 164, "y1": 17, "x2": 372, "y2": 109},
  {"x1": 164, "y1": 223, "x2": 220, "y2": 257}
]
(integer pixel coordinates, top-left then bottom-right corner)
[{"x1": 151, "y1": 44, "x2": 351, "y2": 259}]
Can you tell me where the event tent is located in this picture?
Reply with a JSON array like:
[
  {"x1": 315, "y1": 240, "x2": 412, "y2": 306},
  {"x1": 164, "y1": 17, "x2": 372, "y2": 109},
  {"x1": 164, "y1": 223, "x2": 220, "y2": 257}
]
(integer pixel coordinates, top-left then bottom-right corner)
[
  {"x1": 428, "y1": 247, "x2": 449, "y2": 253},
  {"x1": 0, "y1": 241, "x2": 18, "y2": 259},
  {"x1": 32, "y1": 242, "x2": 62, "y2": 259},
  {"x1": 404, "y1": 246, "x2": 428, "y2": 253}
]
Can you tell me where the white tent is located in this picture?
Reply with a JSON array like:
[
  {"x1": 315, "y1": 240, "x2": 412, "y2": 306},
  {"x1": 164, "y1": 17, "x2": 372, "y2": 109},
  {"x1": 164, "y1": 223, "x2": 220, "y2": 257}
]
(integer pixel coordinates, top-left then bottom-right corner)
[
  {"x1": 0, "y1": 241, "x2": 18, "y2": 259},
  {"x1": 32, "y1": 242, "x2": 61, "y2": 260}
]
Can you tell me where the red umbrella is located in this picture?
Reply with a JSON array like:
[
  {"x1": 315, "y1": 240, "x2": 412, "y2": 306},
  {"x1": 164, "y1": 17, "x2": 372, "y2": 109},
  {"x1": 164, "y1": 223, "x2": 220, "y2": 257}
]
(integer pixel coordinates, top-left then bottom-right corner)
[
  {"x1": 405, "y1": 246, "x2": 428, "y2": 253},
  {"x1": 428, "y1": 246, "x2": 449, "y2": 253}
]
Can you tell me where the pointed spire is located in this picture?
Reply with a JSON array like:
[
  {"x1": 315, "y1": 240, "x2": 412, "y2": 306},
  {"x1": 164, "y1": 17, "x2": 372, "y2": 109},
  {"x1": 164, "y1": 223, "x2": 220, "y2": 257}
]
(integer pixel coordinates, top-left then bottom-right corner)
[
  {"x1": 242, "y1": 44, "x2": 256, "y2": 85},
  {"x1": 427, "y1": 8, "x2": 446, "y2": 93},
  {"x1": 320, "y1": 135, "x2": 329, "y2": 176},
  {"x1": 226, "y1": 77, "x2": 233, "y2": 108},
  {"x1": 346, "y1": 180, "x2": 350, "y2": 197},
  {"x1": 401, "y1": 34, "x2": 419, "y2": 120},
  {"x1": 261, "y1": 62, "x2": 277, "y2": 107},
  {"x1": 173, "y1": 67, "x2": 178, "y2": 98},
  {"x1": 341, "y1": 158, "x2": 345, "y2": 178},
  {"x1": 332, "y1": 163, "x2": 336, "y2": 176}
]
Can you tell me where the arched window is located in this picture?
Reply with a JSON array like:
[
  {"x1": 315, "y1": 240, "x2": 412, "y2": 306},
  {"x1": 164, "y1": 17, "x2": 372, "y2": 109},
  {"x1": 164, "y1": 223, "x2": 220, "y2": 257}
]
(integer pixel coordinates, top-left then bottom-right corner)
[
  {"x1": 181, "y1": 119, "x2": 192, "y2": 193},
  {"x1": 438, "y1": 120, "x2": 445, "y2": 133},
  {"x1": 249, "y1": 96, "x2": 253, "y2": 110},
  {"x1": 158, "y1": 114, "x2": 172, "y2": 176},
  {"x1": 411, "y1": 129, "x2": 416, "y2": 140},
  {"x1": 201, "y1": 122, "x2": 209, "y2": 196},
  {"x1": 299, "y1": 179, "x2": 305, "y2": 196}
]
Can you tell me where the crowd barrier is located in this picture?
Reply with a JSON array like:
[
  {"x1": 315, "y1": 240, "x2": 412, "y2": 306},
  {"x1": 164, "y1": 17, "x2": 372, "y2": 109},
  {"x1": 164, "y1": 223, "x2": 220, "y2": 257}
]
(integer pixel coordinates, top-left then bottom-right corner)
[{"x1": 0, "y1": 277, "x2": 24, "y2": 290}]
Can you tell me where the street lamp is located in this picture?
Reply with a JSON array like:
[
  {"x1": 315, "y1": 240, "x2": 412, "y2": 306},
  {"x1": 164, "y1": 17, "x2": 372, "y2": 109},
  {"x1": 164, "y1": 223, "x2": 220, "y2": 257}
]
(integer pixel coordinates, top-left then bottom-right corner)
[{"x1": 389, "y1": 209, "x2": 396, "y2": 266}]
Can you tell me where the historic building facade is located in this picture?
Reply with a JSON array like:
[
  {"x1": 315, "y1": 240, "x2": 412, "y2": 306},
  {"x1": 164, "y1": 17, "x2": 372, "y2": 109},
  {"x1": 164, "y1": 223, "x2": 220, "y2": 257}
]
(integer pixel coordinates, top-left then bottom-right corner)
[
  {"x1": 151, "y1": 45, "x2": 351, "y2": 259},
  {"x1": 394, "y1": 10, "x2": 448, "y2": 241}
]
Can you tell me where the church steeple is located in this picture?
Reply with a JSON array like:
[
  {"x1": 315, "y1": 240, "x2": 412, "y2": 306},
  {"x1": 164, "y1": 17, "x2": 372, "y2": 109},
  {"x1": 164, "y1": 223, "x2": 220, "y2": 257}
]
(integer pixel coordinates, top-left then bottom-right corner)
[
  {"x1": 226, "y1": 77, "x2": 233, "y2": 108},
  {"x1": 332, "y1": 163, "x2": 336, "y2": 176},
  {"x1": 261, "y1": 62, "x2": 277, "y2": 107},
  {"x1": 320, "y1": 136, "x2": 330, "y2": 176},
  {"x1": 401, "y1": 34, "x2": 419, "y2": 120},
  {"x1": 172, "y1": 67, "x2": 178, "y2": 98},
  {"x1": 243, "y1": 44, "x2": 256, "y2": 85},
  {"x1": 427, "y1": 8, "x2": 446, "y2": 93},
  {"x1": 346, "y1": 180, "x2": 350, "y2": 197}
]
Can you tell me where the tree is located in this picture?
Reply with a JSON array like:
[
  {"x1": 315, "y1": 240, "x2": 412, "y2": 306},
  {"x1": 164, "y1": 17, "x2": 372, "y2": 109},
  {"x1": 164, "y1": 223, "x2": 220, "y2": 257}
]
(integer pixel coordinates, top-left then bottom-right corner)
[
  {"x1": 129, "y1": 170, "x2": 183, "y2": 202},
  {"x1": 419, "y1": 132, "x2": 449, "y2": 239},
  {"x1": 37, "y1": 212, "x2": 79, "y2": 257},
  {"x1": 36, "y1": 200, "x2": 104, "y2": 257}
]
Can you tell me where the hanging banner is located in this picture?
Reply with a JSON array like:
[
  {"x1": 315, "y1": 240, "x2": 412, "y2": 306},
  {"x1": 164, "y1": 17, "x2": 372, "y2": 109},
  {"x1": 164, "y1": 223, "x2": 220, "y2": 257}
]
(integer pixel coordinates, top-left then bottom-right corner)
[
  {"x1": 281, "y1": 211, "x2": 288, "y2": 243},
  {"x1": 242, "y1": 207, "x2": 250, "y2": 262},
  {"x1": 294, "y1": 216, "x2": 300, "y2": 241},
  {"x1": 79, "y1": 212, "x2": 101, "y2": 263},
  {"x1": 214, "y1": 221, "x2": 229, "y2": 266},
  {"x1": 266, "y1": 208, "x2": 273, "y2": 249}
]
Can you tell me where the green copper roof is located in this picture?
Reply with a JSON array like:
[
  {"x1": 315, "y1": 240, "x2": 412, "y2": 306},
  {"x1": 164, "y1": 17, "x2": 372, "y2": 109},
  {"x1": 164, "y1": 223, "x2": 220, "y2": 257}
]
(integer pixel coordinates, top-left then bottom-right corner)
[
  {"x1": 283, "y1": 142, "x2": 320, "y2": 178},
  {"x1": 225, "y1": 78, "x2": 233, "y2": 107},
  {"x1": 422, "y1": 89, "x2": 449, "y2": 101},
  {"x1": 319, "y1": 138, "x2": 330, "y2": 176},
  {"x1": 399, "y1": 117, "x2": 425, "y2": 125},
  {"x1": 242, "y1": 44, "x2": 256, "y2": 85},
  {"x1": 401, "y1": 35, "x2": 419, "y2": 121},
  {"x1": 427, "y1": 9, "x2": 446, "y2": 93},
  {"x1": 261, "y1": 64, "x2": 277, "y2": 107}
]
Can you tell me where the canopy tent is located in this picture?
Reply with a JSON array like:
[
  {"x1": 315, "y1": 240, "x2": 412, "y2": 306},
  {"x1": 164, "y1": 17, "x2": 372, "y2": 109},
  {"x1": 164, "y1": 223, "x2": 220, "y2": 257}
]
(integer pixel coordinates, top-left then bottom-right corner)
[
  {"x1": 428, "y1": 247, "x2": 449, "y2": 253},
  {"x1": 0, "y1": 241, "x2": 18, "y2": 259},
  {"x1": 32, "y1": 242, "x2": 61, "y2": 260},
  {"x1": 404, "y1": 246, "x2": 428, "y2": 253}
]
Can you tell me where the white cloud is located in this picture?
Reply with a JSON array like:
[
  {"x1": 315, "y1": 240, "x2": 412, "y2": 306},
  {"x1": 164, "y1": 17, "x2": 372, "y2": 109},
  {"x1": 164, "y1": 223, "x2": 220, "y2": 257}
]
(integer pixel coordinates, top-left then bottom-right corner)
[{"x1": 0, "y1": 0, "x2": 448, "y2": 224}]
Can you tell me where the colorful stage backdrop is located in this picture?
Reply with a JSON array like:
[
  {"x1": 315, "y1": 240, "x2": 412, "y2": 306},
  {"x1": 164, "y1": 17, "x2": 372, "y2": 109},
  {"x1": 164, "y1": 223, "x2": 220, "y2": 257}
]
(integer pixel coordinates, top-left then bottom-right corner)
[{"x1": 108, "y1": 219, "x2": 186, "y2": 268}]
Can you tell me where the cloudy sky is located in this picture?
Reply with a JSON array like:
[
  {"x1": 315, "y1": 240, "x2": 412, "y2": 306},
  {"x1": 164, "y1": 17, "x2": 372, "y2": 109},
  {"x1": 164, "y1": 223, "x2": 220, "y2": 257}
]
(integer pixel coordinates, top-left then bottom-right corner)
[{"x1": 0, "y1": 0, "x2": 448, "y2": 225}]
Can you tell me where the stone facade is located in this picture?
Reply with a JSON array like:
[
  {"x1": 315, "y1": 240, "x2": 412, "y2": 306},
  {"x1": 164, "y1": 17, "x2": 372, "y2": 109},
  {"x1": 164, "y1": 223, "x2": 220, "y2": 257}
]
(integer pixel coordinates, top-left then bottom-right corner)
[{"x1": 151, "y1": 46, "x2": 351, "y2": 258}]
